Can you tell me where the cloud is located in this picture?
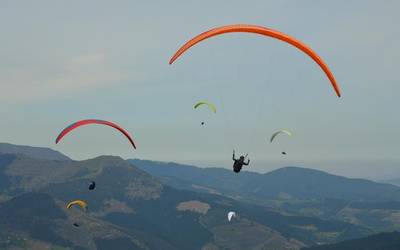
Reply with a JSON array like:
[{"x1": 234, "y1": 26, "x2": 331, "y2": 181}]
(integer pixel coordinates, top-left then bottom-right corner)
[
  {"x1": 0, "y1": 53, "x2": 142, "y2": 103},
  {"x1": 66, "y1": 53, "x2": 105, "y2": 66}
]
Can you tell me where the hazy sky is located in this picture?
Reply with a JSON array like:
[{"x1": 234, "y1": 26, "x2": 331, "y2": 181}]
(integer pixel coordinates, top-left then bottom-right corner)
[{"x1": 1, "y1": 1, "x2": 399, "y2": 180}]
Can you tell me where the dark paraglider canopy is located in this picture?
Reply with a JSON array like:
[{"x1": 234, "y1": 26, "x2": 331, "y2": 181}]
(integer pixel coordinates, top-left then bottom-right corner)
[
  {"x1": 88, "y1": 181, "x2": 96, "y2": 190},
  {"x1": 73, "y1": 223, "x2": 80, "y2": 227},
  {"x1": 201, "y1": 122, "x2": 205, "y2": 125},
  {"x1": 281, "y1": 151, "x2": 287, "y2": 155}
]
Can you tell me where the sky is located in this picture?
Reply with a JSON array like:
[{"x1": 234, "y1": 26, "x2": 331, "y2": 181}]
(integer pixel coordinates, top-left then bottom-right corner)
[{"x1": 0, "y1": 1, "x2": 399, "y2": 180}]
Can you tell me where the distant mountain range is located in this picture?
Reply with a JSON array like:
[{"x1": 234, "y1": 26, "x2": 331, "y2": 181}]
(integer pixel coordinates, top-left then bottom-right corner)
[
  {"x1": 129, "y1": 159, "x2": 400, "y2": 203},
  {"x1": 302, "y1": 231, "x2": 400, "y2": 250},
  {"x1": 130, "y1": 159, "x2": 400, "y2": 233},
  {"x1": 381, "y1": 177, "x2": 400, "y2": 187},
  {"x1": 1, "y1": 143, "x2": 400, "y2": 249}
]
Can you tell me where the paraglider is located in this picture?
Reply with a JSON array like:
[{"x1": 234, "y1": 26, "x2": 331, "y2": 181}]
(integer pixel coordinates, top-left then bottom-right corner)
[
  {"x1": 67, "y1": 200, "x2": 87, "y2": 228},
  {"x1": 270, "y1": 129, "x2": 292, "y2": 143},
  {"x1": 169, "y1": 24, "x2": 341, "y2": 97},
  {"x1": 270, "y1": 130, "x2": 292, "y2": 155},
  {"x1": 56, "y1": 119, "x2": 136, "y2": 150},
  {"x1": 232, "y1": 150, "x2": 250, "y2": 173},
  {"x1": 194, "y1": 101, "x2": 216, "y2": 126},
  {"x1": 66, "y1": 200, "x2": 88, "y2": 211},
  {"x1": 88, "y1": 181, "x2": 96, "y2": 190},
  {"x1": 228, "y1": 211, "x2": 236, "y2": 222}
]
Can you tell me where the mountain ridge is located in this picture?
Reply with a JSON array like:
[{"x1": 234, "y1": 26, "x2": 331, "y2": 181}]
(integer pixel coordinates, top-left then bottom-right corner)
[
  {"x1": 0, "y1": 142, "x2": 71, "y2": 161},
  {"x1": 129, "y1": 159, "x2": 400, "y2": 202}
]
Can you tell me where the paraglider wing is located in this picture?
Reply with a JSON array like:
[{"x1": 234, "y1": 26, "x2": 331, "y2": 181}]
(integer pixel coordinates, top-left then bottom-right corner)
[
  {"x1": 56, "y1": 119, "x2": 136, "y2": 149},
  {"x1": 194, "y1": 101, "x2": 217, "y2": 113},
  {"x1": 227, "y1": 211, "x2": 236, "y2": 222},
  {"x1": 169, "y1": 24, "x2": 341, "y2": 97},
  {"x1": 270, "y1": 129, "x2": 292, "y2": 143},
  {"x1": 66, "y1": 200, "x2": 88, "y2": 211}
]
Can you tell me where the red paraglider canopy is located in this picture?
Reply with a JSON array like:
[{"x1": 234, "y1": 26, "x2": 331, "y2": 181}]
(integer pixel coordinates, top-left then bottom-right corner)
[
  {"x1": 56, "y1": 119, "x2": 136, "y2": 149},
  {"x1": 169, "y1": 24, "x2": 341, "y2": 97}
]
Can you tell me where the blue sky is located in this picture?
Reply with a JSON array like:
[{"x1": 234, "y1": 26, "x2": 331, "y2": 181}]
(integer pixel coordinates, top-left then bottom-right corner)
[{"x1": 1, "y1": 1, "x2": 399, "y2": 179}]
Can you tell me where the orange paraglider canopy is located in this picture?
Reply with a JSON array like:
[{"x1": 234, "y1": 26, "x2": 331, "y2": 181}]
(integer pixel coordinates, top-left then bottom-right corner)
[{"x1": 169, "y1": 24, "x2": 341, "y2": 97}]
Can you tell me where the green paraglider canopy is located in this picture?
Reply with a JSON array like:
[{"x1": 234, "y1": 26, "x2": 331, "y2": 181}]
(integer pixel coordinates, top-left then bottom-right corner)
[{"x1": 194, "y1": 101, "x2": 217, "y2": 113}]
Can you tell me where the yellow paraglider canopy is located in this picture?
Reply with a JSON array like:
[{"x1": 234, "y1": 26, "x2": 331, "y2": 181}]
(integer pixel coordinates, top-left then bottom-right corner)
[{"x1": 66, "y1": 200, "x2": 88, "y2": 211}]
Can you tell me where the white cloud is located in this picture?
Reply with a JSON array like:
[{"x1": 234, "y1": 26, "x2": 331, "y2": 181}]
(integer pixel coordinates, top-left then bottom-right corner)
[
  {"x1": 0, "y1": 53, "x2": 142, "y2": 103},
  {"x1": 66, "y1": 53, "x2": 105, "y2": 66}
]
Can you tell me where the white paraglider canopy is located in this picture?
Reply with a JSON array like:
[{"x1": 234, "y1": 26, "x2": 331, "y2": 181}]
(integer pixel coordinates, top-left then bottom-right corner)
[{"x1": 227, "y1": 211, "x2": 236, "y2": 222}]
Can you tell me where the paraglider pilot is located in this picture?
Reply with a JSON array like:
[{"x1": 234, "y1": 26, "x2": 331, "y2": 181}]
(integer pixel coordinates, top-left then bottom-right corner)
[
  {"x1": 232, "y1": 150, "x2": 250, "y2": 173},
  {"x1": 88, "y1": 181, "x2": 96, "y2": 190}
]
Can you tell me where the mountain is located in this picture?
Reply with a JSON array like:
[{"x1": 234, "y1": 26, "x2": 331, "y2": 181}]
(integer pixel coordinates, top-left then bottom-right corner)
[
  {"x1": 129, "y1": 159, "x2": 400, "y2": 233},
  {"x1": 254, "y1": 167, "x2": 400, "y2": 202},
  {"x1": 0, "y1": 144, "x2": 380, "y2": 249},
  {"x1": 0, "y1": 192, "x2": 164, "y2": 250},
  {"x1": 129, "y1": 159, "x2": 400, "y2": 203},
  {"x1": 2, "y1": 150, "x2": 329, "y2": 249},
  {"x1": 0, "y1": 154, "x2": 175, "y2": 249},
  {"x1": 302, "y1": 231, "x2": 400, "y2": 250},
  {"x1": 0, "y1": 142, "x2": 71, "y2": 161},
  {"x1": 381, "y1": 178, "x2": 400, "y2": 187}
]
